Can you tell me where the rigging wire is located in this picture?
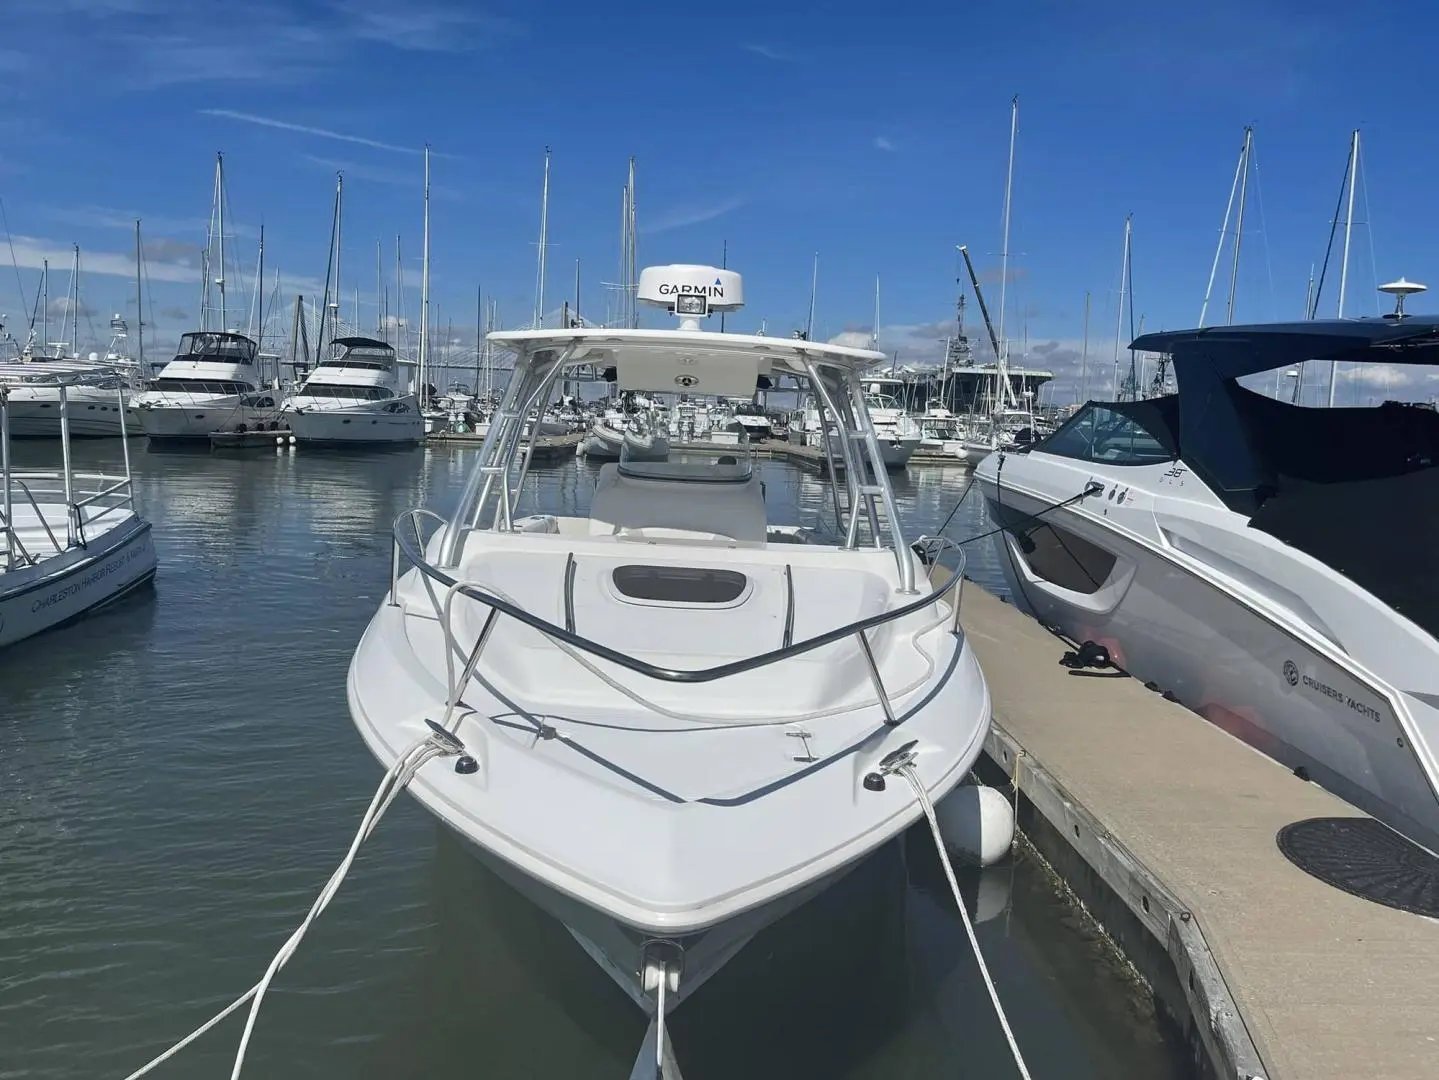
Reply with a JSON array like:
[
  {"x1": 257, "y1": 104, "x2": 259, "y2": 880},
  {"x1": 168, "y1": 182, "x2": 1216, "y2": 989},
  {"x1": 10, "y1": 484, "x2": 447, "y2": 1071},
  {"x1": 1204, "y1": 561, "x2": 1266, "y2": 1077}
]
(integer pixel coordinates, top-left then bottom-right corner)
[{"x1": 1249, "y1": 144, "x2": 1280, "y2": 323}]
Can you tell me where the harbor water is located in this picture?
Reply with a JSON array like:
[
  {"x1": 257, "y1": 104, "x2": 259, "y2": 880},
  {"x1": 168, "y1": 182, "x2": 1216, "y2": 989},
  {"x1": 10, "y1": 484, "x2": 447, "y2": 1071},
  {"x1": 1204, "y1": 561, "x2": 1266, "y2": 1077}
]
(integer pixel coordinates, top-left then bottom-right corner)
[{"x1": 0, "y1": 442, "x2": 1190, "y2": 1079}]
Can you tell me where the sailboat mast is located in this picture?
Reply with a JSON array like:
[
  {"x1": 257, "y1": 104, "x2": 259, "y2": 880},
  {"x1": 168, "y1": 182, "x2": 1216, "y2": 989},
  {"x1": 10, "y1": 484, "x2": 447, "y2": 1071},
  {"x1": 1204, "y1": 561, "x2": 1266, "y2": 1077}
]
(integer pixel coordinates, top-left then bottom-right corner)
[
  {"x1": 627, "y1": 157, "x2": 637, "y2": 328},
  {"x1": 995, "y1": 95, "x2": 1019, "y2": 408},
  {"x1": 1199, "y1": 132, "x2": 1246, "y2": 329},
  {"x1": 394, "y1": 234, "x2": 403, "y2": 353},
  {"x1": 1079, "y1": 290, "x2": 1090, "y2": 404},
  {"x1": 872, "y1": 274, "x2": 881, "y2": 351},
  {"x1": 1336, "y1": 128, "x2": 1360, "y2": 319},
  {"x1": 1331, "y1": 128, "x2": 1361, "y2": 407},
  {"x1": 334, "y1": 173, "x2": 343, "y2": 335},
  {"x1": 68, "y1": 245, "x2": 79, "y2": 354},
  {"x1": 254, "y1": 223, "x2": 265, "y2": 361},
  {"x1": 419, "y1": 145, "x2": 431, "y2": 406},
  {"x1": 805, "y1": 252, "x2": 818, "y2": 338},
  {"x1": 534, "y1": 146, "x2": 551, "y2": 329},
  {"x1": 1111, "y1": 215, "x2": 1132, "y2": 401},
  {"x1": 41, "y1": 260, "x2": 48, "y2": 351},
  {"x1": 1225, "y1": 126, "x2": 1253, "y2": 326},
  {"x1": 215, "y1": 152, "x2": 227, "y2": 331},
  {"x1": 313, "y1": 173, "x2": 342, "y2": 383},
  {"x1": 375, "y1": 239, "x2": 383, "y2": 337},
  {"x1": 134, "y1": 219, "x2": 144, "y2": 370}
]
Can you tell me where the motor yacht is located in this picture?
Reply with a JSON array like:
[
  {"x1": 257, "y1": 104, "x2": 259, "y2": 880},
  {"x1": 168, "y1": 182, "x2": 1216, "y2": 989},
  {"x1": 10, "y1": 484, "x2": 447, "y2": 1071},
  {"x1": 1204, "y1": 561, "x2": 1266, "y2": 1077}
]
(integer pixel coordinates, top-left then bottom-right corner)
[
  {"x1": 282, "y1": 337, "x2": 424, "y2": 447},
  {"x1": 347, "y1": 264, "x2": 993, "y2": 1073},
  {"x1": 975, "y1": 297, "x2": 1439, "y2": 854},
  {"x1": 131, "y1": 331, "x2": 279, "y2": 441}
]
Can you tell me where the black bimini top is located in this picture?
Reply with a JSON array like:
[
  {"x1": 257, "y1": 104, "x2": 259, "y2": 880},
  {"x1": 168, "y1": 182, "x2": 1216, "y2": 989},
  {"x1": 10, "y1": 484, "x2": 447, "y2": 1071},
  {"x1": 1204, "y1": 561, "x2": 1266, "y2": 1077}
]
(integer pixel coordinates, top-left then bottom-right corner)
[
  {"x1": 1131, "y1": 315, "x2": 1439, "y2": 382},
  {"x1": 331, "y1": 336, "x2": 394, "y2": 350}
]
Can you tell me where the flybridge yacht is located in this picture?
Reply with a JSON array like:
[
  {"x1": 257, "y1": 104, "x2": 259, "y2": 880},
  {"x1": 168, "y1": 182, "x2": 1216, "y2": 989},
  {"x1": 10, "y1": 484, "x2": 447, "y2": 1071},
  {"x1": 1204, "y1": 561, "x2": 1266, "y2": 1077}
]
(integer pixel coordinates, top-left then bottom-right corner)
[
  {"x1": 975, "y1": 288, "x2": 1439, "y2": 854},
  {"x1": 131, "y1": 331, "x2": 279, "y2": 440},
  {"x1": 348, "y1": 264, "x2": 993, "y2": 1073},
  {"x1": 282, "y1": 336, "x2": 423, "y2": 446}
]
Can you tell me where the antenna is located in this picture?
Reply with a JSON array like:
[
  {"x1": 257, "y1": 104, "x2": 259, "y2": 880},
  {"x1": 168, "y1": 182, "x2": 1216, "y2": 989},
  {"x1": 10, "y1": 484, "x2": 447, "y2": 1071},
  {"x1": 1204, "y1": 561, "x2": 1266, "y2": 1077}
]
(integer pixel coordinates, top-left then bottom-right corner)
[{"x1": 1379, "y1": 277, "x2": 1426, "y2": 318}]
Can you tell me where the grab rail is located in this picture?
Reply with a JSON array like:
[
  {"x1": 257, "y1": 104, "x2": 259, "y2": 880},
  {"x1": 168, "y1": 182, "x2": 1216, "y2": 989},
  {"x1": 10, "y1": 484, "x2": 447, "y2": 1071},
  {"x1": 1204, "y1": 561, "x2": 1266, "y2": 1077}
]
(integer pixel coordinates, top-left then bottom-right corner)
[
  {"x1": 6, "y1": 479, "x2": 64, "y2": 556},
  {"x1": 390, "y1": 509, "x2": 968, "y2": 727}
]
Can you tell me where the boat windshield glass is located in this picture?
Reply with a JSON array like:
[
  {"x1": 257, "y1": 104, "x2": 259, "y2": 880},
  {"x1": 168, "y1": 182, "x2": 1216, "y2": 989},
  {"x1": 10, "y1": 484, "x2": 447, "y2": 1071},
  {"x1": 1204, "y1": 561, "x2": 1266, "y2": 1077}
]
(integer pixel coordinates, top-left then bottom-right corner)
[
  {"x1": 619, "y1": 429, "x2": 755, "y2": 483},
  {"x1": 322, "y1": 341, "x2": 395, "y2": 370},
  {"x1": 1033, "y1": 400, "x2": 1177, "y2": 465},
  {"x1": 176, "y1": 332, "x2": 258, "y2": 364}
]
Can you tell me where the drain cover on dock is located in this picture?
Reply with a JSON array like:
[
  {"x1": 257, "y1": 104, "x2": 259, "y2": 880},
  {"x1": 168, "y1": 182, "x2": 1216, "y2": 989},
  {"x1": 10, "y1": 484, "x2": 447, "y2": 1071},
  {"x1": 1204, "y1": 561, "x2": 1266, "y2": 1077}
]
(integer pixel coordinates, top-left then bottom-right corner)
[{"x1": 1276, "y1": 817, "x2": 1439, "y2": 917}]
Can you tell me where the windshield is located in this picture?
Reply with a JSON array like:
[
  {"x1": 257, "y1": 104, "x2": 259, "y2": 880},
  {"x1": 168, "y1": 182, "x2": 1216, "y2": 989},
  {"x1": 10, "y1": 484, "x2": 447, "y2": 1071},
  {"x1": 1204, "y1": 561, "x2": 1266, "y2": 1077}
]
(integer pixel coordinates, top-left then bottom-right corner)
[{"x1": 619, "y1": 428, "x2": 755, "y2": 483}]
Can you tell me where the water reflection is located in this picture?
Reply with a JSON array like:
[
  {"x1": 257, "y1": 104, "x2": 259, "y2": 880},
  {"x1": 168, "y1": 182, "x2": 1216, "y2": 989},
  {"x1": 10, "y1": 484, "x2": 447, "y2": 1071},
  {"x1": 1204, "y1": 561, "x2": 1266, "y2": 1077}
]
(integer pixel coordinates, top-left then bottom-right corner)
[{"x1": 0, "y1": 442, "x2": 1191, "y2": 1080}]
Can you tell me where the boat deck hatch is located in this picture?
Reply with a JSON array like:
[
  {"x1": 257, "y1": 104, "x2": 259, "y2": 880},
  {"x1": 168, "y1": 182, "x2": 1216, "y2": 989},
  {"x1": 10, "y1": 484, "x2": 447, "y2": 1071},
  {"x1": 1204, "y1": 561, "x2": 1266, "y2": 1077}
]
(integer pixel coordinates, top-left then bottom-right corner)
[{"x1": 612, "y1": 564, "x2": 748, "y2": 604}]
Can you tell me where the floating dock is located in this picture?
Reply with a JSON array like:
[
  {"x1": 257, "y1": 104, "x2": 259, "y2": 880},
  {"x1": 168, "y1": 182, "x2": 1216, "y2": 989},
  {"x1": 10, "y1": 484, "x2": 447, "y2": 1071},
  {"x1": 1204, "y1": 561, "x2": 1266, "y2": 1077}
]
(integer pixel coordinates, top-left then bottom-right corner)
[
  {"x1": 210, "y1": 428, "x2": 295, "y2": 450},
  {"x1": 959, "y1": 582, "x2": 1439, "y2": 1080}
]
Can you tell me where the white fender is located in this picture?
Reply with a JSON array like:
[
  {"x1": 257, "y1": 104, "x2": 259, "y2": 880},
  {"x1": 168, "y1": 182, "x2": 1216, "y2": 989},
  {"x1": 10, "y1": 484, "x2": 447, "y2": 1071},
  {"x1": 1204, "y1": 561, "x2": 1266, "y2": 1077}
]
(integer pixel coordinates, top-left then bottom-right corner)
[{"x1": 935, "y1": 783, "x2": 1015, "y2": 867}]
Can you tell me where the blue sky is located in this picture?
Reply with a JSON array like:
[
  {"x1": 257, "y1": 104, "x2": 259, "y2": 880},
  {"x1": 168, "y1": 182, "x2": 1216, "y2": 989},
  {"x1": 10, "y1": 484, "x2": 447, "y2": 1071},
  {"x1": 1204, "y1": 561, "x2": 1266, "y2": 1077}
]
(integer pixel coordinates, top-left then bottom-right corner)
[{"x1": 2, "y1": 0, "x2": 1436, "y2": 403}]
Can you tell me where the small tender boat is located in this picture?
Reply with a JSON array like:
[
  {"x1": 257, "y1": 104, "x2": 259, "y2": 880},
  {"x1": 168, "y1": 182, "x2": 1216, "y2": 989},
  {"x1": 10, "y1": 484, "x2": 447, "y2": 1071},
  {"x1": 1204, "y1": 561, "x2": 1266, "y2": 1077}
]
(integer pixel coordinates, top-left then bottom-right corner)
[
  {"x1": 1, "y1": 360, "x2": 156, "y2": 648},
  {"x1": 347, "y1": 264, "x2": 994, "y2": 1074}
]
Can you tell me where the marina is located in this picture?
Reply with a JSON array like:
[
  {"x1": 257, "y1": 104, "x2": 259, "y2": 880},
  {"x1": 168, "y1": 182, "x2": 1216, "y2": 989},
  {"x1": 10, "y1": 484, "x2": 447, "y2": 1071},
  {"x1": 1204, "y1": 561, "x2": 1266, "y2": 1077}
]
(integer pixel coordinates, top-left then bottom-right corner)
[
  {"x1": 1, "y1": 441, "x2": 1186, "y2": 1080},
  {"x1": 4, "y1": 11, "x2": 1439, "y2": 1075}
]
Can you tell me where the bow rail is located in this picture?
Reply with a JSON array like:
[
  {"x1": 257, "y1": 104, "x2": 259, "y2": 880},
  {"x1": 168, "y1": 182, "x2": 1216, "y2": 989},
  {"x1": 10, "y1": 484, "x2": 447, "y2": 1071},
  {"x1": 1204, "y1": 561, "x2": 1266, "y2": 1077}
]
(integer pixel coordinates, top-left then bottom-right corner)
[{"x1": 388, "y1": 509, "x2": 968, "y2": 728}]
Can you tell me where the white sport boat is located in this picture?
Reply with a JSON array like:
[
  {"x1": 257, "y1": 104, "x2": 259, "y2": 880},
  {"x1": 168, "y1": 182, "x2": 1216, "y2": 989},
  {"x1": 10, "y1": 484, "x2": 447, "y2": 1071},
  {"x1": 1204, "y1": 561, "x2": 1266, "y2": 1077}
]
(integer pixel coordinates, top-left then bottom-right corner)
[
  {"x1": 283, "y1": 337, "x2": 423, "y2": 447},
  {"x1": 975, "y1": 305, "x2": 1439, "y2": 854},
  {"x1": 347, "y1": 264, "x2": 993, "y2": 1073},
  {"x1": 132, "y1": 331, "x2": 280, "y2": 441},
  {"x1": 1, "y1": 360, "x2": 157, "y2": 648}
]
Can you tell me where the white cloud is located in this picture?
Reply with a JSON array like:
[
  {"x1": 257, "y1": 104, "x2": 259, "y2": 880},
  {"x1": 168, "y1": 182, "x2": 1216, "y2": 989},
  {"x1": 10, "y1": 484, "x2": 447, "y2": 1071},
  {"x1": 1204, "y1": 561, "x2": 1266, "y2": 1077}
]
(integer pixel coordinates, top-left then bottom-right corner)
[
  {"x1": 201, "y1": 110, "x2": 421, "y2": 155},
  {"x1": 12, "y1": 3, "x2": 527, "y2": 91},
  {"x1": 826, "y1": 329, "x2": 875, "y2": 349},
  {"x1": 337, "y1": 4, "x2": 523, "y2": 52},
  {"x1": 873, "y1": 136, "x2": 896, "y2": 152},
  {"x1": 642, "y1": 196, "x2": 746, "y2": 235},
  {"x1": 8, "y1": 235, "x2": 198, "y2": 284},
  {"x1": 743, "y1": 44, "x2": 797, "y2": 62},
  {"x1": 44, "y1": 204, "x2": 262, "y2": 240}
]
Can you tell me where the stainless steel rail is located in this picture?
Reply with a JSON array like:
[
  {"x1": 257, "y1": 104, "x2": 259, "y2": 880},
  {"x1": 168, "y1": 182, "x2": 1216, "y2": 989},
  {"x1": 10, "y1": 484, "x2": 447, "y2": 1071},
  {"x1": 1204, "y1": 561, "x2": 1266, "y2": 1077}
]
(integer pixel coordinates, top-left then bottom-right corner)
[{"x1": 391, "y1": 510, "x2": 968, "y2": 728}]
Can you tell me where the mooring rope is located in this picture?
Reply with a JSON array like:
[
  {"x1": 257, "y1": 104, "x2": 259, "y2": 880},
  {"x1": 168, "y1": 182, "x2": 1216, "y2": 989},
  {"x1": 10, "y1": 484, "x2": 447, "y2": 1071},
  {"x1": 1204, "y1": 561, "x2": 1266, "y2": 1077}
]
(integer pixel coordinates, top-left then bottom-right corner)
[
  {"x1": 897, "y1": 763, "x2": 1033, "y2": 1080},
  {"x1": 121, "y1": 732, "x2": 458, "y2": 1080}
]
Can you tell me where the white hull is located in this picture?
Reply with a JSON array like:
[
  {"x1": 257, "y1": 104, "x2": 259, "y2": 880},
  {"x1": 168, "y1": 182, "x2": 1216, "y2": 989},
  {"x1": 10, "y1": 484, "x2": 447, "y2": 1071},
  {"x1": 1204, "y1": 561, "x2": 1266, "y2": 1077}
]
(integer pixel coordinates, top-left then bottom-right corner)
[
  {"x1": 286, "y1": 403, "x2": 424, "y2": 446},
  {"x1": 135, "y1": 396, "x2": 279, "y2": 440},
  {"x1": 0, "y1": 519, "x2": 156, "y2": 648},
  {"x1": 978, "y1": 468, "x2": 1439, "y2": 853},
  {"x1": 4, "y1": 389, "x2": 139, "y2": 438},
  {"x1": 457, "y1": 830, "x2": 844, "y2": 1011}
]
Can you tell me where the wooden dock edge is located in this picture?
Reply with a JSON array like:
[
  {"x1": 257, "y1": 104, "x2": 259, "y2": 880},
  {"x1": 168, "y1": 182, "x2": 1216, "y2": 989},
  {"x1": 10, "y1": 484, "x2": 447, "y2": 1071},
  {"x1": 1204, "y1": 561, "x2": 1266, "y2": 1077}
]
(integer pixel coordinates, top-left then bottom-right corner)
[{"x1": 978, "y1": 723, "x2": 1268, "y2": 1080}]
